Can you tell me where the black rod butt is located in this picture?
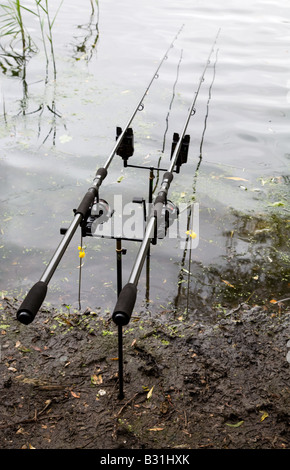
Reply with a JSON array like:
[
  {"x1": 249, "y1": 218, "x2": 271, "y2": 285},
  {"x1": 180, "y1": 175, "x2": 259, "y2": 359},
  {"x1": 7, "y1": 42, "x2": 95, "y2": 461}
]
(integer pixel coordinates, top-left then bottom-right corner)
[
  {"x1": 17, "y1": 281, "x2": 47, "y2": 325},
  {"x1": 112, "y1": 283, "x2": 137, "y2": 326}
]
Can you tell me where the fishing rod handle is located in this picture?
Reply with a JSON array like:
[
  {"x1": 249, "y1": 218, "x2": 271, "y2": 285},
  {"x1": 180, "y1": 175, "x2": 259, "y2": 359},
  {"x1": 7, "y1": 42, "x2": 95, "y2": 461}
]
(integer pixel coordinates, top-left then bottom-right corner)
[
  {"x1": 153, "y1": 171, "x2": 174, "y2": 217},
  {"x1": 112, "y1": 283, "x2": 137, "y2": 326},
  {"x1": 17, "y1": 281, "x2": 47, "y2": 325},
  {"x1": 76, "y1": 168, "x2": 107, "y2": 217}
]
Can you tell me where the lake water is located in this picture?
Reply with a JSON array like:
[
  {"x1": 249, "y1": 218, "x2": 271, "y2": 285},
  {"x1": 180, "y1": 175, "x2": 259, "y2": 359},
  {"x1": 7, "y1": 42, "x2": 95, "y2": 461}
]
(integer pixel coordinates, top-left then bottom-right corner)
[{"x1": 0, "y1": 0, "x2": 289, "y2": 320}]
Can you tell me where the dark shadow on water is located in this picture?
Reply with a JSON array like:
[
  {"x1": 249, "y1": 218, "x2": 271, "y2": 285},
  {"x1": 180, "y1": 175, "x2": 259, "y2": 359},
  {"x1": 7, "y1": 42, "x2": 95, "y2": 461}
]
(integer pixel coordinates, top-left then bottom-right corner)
[{"x1": 173, "y1": 210, "x2": 290, "y2": 319}]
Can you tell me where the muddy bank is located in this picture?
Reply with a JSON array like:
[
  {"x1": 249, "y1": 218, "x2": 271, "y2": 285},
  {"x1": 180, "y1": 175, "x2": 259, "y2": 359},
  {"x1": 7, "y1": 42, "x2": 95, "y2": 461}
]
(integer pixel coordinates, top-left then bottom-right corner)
[{"x1": 0, "y1": 295, "x2": 289, "y2": 450}]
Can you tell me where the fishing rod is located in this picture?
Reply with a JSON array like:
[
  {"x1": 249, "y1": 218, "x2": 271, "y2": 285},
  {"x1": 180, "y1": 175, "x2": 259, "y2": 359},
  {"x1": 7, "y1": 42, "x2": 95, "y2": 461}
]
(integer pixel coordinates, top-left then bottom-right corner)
[
  {"x1": 16, "y1": 25, "x2": 184, "y2": 326},
  {"x1": 112, "y1": 29, "x2": 220, "y2": 328},
  {"x1": 111, "y1": 29, "x2": 220, "y2": 398}
]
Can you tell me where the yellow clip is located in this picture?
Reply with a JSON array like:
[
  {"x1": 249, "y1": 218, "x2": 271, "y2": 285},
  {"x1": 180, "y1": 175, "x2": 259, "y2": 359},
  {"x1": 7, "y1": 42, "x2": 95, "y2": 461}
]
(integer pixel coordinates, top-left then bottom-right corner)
[
  {"x1": 186, "y1": 230, "x2": 197, "y2": 239},
  {"x1": 78, "y1": 246, "x2": 86, "y2": 258}
]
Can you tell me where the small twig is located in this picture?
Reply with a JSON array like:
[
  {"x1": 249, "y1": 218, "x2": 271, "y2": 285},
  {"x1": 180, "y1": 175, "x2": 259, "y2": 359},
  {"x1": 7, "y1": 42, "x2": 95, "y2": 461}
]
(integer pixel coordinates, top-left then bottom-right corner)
[
  {"x1": 116, "y1": 392, "x2": 140, "y2": 417},
  {"x1": 0, "y1": 400, "x2": 53, "y2": 430},
  {"x1": 38, "y1": 399, "x2": 52, "y2": 416},
  {"x1": 184, "y1": 410, "x2": 188, "y2": 428},
  {"x1": 272, "y1": 297, "x2": 290, "y2": 304}
]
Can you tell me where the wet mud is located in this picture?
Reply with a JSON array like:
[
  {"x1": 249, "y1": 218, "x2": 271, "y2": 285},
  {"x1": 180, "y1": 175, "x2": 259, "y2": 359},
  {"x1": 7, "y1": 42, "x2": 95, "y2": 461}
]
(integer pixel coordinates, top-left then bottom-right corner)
[{"x1": 0, "y1": 296, "x2": 289, "y2": 450}]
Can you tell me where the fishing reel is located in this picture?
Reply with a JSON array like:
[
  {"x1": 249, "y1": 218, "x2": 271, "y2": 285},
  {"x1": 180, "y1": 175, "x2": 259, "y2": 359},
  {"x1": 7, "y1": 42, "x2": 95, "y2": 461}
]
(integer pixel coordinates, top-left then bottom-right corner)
[
  {"x1": 156, "y1": 199, "x2": 179, "y2": 240},
  {"x1": 84, "y1": 198, "x2": 113, "y2": 237}
]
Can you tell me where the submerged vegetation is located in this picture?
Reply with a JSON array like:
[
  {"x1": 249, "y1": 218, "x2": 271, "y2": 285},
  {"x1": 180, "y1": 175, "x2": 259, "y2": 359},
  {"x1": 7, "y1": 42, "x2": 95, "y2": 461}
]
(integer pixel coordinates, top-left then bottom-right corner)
[
  {"x1": 0, "y1": 0, "x2": 99, "y2": 77},
  {"x1": 0, "y1": 0, "x2": 62, "y2": 79},
  {"x1": 0, "y1": 0, "x2": 99, "y2": 126},
  {"x1": 174, "y1": 175, "x2": 290, "y2": 313}
]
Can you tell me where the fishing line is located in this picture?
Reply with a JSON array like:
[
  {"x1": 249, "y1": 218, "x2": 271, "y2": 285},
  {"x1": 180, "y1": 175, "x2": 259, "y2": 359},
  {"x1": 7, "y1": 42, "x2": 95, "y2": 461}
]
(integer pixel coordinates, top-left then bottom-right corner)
[
  {"x1": 112, "y1": 28, "x2": 221, "y2": 322},
  {"x1": 199, "y1": 48, "x2": 219, "y2": 159},
  {"x1": 173, "y1": 43, "x2": 220, "y2": 313},
  {"x1": 162, "y1": 49, "x2": 184, "y2": 153},
  {"x1": 153, "y1": 48, "x2": 184, "y2": 194},
  {"x1": 186, "y1": 46, "x2": 219, "y2": 314}
]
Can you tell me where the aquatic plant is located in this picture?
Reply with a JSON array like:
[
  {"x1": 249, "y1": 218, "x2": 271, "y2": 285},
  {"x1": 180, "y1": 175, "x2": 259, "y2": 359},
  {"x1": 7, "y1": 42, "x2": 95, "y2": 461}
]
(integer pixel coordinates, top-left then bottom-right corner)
[
  {"x1": 72, "y1": 0, "x2": 99, "y2": 62},
  {"x1": 0, "y1": 0, "x2": 64, "y2": 79},
  {"x1": 34, "y1": 0, "x2": 64, "y2": 79},
  {"x1": 0, "y1": 0, "x2": 37, "y2": 77}
]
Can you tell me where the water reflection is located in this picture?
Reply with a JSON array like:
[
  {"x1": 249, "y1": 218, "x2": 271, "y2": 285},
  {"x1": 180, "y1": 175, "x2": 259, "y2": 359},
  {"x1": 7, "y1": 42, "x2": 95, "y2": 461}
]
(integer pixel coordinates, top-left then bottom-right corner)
[
  {"x1": 174, "y1": 48, "x2": 219, "y2": 313},
  {"x1": 0, "y1": 0, "x2": 64, "y2": 142},
  {"x1": 0, "y1": 0, "x2": 100, "y2": 144},
  {"x1": 152, "y1": 48, "x2": 184, "y2": 193},
  {"x1": 174, "y1": 209, "x2": 290, "y2": 316},
  {"x1": 72, "y1": 0, "x2": 100, "y2": 62},
  {"x1": 1, "y1": 0, "x2": 289, "y2": 317}
]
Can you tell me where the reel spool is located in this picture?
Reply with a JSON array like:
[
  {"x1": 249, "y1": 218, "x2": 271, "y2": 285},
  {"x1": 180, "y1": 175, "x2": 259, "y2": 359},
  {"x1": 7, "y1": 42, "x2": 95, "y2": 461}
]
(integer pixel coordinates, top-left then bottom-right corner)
[
  {"x1": 85, "y1": 198, "x2": 113, "y2": 236},
  {"x1": 157, "y1": 199, "x2": 179, "y2": 239}
]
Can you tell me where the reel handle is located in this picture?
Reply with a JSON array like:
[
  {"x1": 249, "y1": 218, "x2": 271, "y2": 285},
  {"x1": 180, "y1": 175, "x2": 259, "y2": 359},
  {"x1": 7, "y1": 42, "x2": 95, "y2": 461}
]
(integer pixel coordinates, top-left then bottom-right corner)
[{"x1": 17, "y1": 281, "x2": 47, "y2": 325}]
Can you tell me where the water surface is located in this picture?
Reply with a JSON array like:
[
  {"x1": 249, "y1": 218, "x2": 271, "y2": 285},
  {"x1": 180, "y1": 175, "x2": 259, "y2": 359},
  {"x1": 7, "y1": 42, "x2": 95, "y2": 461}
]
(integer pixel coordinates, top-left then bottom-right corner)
[{"x1": 0, "y1": 0, "x2": 289, "y2": 319}]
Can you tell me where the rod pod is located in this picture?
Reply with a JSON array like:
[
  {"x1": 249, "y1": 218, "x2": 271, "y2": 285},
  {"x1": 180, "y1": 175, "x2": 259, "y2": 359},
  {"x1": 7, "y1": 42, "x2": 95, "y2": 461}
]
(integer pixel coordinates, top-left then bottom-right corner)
[
  {"x1": 16, "y1": 26, "x2": 184, "y2": 325},
  {"x1": 112, "y1": 29, "x2": 221, "y2": 327}
]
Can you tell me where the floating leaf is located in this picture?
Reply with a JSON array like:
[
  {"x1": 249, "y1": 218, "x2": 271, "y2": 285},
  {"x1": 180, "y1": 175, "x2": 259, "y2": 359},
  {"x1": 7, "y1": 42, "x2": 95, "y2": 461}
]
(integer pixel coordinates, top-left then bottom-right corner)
[
  {"x1": 269, "y1": 201, "x2": 285, "y2": 207},
  {"x1": 224, "y1": 177, "x2": 248, "y2": 182},
  {"x1": 182, "y1": 268, "x2": 192, "y2": 275},
  {"x1": 225, "y1": 420, "x2": 244, "y2": 428},
  {"x1": 59, "y1": 134, "x2": 72, "y2": 144}
]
